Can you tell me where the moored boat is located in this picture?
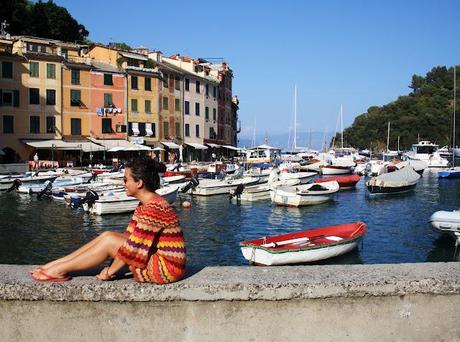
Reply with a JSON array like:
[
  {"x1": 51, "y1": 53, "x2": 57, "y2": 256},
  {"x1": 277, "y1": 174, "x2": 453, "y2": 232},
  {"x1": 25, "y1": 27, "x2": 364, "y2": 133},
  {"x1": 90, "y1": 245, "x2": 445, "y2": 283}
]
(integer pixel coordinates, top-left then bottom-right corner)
[
  {"x1": 429, "y1": 210, "x2": 460, "y2": 243},
  {"x1": 366, "y1": 166, "x2": 420, "y2": 195},
  {"x1": 240, "y1": 221, "x2": 367, "y2": 265},
  {"x1": 270, "y1": 180, "x2": 339, "y2": 207},
  {"x1": 188, "y1": 177, "x2": 260, "y2": 196},
  {"x1": 438, "y1": 166, "x2": 460, "y2": 179},
  {"x1": 314, "y1": 174, "x2": 360, "y2": 190}
]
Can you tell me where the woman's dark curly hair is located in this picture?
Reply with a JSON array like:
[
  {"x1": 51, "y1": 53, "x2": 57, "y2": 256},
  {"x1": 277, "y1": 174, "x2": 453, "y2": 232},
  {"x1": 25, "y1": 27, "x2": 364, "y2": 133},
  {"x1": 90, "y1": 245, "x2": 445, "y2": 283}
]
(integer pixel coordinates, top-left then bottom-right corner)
[{"x1": 125, "y1": 157, "x2": 161, "y2": 192}]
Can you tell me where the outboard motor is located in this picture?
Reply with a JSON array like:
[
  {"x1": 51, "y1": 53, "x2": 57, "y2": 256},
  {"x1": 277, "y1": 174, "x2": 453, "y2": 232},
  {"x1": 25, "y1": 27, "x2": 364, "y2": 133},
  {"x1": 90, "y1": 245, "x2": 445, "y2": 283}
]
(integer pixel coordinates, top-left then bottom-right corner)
[
  {"x1": 77, "y1": 190, "x2": 99, "y2": 208},
  {"x1": 7, "y1": 179, "x2": 22, "y2": 193},
  {"x1": 86, "y1": 173, "x2": 98, "y2": 184},
  {"x1": 229, "y1": 184, "x2": 245, "y2": 201},
  {"x1": 37, "y1": 180, "x2": 53, "y2": 200},
  {"x1": 181, "y1": 177, "x2": 199, "y2": 193}
]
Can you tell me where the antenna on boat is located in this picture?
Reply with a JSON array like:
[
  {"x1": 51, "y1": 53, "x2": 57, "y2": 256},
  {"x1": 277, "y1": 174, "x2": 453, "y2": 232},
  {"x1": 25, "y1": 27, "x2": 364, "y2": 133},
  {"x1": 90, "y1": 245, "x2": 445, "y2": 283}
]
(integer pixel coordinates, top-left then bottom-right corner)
[{"x1": 251, "y1": 118, "x2": 256, "y2": 147}]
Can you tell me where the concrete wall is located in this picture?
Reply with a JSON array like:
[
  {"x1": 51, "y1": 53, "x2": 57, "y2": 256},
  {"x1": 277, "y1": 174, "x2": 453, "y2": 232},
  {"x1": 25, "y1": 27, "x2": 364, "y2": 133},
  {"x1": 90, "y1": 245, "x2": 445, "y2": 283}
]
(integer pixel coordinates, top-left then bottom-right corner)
[
  {"x1": 0, "y1": 162, "x2": 28, "y2": 174},
  {"x1": 1, "y1": 263, "x2": 459, "y2": 341}
]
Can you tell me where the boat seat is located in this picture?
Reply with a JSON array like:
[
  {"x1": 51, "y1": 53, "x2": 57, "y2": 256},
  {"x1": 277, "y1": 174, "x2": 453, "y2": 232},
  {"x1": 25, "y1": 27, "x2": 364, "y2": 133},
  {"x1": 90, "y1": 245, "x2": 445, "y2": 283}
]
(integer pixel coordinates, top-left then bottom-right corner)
[{"x1": 325, "y1": 236, "x2": 343, "y2": 241}]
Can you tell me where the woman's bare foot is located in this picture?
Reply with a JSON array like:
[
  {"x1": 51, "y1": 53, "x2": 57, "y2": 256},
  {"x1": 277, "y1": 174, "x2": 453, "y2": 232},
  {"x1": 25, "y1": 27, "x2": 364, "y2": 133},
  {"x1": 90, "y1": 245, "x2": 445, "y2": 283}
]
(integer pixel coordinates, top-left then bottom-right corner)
[{"x1": 31, "y1": 265, "x2": 68, "y2": 281}]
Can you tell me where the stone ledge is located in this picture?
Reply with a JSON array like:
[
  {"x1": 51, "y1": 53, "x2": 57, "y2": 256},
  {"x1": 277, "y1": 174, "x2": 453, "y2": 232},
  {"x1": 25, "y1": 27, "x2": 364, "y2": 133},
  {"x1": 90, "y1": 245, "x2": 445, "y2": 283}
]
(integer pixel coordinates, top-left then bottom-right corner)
[{"x1": 1, "y1": 262, "x2": 459, "y2": 302}]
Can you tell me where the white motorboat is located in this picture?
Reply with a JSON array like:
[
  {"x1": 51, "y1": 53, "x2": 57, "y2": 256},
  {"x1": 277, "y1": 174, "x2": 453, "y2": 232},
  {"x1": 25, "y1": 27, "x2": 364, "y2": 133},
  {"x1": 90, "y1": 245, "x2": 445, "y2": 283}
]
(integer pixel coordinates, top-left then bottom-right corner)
[
  {"x1": 82, "y1": 185, "x2": 179, "y2": 215},
  {"x1": 404, "y1": 141, "x2": 449, "y2": 168},
  {"x1": 231, "y1": 178, "x2": 301, "y2": 202},
  {"x1": 430, "y1": 210, "x2": 460, "y2": 244},
  {"x1": 279, "y1": 171, "x2": 316, "y2": 184},
  {"x1": 162, "y1": 174, "x2": 186, "y2": 184},
  {"x1": 270, "y1": 181, "x2": 340, "y2": 207},
  {"x1": 189, "y1": 177, "x2": 260, "y2": 196},
  {"x1": 17, "y1": 175, "x2": 88, "y2": 194}
]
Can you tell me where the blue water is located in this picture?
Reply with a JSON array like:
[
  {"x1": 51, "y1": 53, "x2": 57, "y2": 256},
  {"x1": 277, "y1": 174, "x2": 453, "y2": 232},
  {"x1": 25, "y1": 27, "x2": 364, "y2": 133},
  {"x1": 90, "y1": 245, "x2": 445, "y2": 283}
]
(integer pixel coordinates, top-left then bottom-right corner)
[{"x1": 1, "y1": 169, "x2": 459, "y2": 269}]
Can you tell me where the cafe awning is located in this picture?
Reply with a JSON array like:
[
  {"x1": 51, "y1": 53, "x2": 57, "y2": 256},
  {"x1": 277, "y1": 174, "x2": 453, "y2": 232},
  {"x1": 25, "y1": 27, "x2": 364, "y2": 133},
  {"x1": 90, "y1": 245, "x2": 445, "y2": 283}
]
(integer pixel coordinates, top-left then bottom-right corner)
[
  {"x1": 222, "y1": 145, "x2": 240, "y2": 151},
  {"x1": 24, "y1": 140, "x2": 105, "y2": 152},
  {"x1": 206, "y1": 143, "x2": 221, "y2": 148},
  {"x1": 161, "y1": 141, "x2": 180, "y2": 149},
  {"x1": 186, "y1": 142, "x2": 208, "y2": 150}
]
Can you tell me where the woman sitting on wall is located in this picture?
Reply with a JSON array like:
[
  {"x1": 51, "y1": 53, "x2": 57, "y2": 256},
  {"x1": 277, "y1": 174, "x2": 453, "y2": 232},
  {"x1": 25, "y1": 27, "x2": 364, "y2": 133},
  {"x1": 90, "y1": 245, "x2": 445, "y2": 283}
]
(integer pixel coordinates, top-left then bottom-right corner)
[{"x1": 31, "y1": 157, "x2": 186, "y2": 283}]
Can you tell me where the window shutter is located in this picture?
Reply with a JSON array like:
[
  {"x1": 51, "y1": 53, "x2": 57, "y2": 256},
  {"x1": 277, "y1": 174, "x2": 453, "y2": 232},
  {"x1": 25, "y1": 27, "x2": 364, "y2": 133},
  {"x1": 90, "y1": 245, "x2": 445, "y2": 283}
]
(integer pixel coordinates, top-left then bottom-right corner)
[
  {"x1": 0, "y1": 89, "x2": 2, "y2": 106},
  {"x1": 13, "y1": 90, "x2": 19, "y2": 107}
]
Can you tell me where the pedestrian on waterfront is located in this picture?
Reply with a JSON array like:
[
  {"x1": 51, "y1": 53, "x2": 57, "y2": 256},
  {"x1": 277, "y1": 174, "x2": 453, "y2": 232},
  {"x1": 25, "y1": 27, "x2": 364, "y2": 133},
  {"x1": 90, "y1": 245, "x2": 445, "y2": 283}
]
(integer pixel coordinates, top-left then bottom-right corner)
[
  {"x1": 31, "y1": 157, "x2": 186, "y2": 283},
  {"x1": 33, "y1": 152, "x2": 39, "y2": 170}
]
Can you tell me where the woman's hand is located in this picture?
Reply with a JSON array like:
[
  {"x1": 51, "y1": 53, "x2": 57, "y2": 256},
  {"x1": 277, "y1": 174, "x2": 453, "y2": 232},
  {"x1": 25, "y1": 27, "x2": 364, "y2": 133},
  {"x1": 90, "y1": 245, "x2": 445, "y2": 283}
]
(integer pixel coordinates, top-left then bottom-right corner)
[{"x1": 96, "y1": 267, "x2": 115, "y2": 281}]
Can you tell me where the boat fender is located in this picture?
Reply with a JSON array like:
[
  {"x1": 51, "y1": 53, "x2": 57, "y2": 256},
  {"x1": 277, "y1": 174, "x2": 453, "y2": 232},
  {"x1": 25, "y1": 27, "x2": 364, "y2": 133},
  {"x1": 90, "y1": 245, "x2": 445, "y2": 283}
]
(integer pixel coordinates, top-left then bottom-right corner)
[{"x1": 7, "y1": 179, "x2": 22, "y2": 193}]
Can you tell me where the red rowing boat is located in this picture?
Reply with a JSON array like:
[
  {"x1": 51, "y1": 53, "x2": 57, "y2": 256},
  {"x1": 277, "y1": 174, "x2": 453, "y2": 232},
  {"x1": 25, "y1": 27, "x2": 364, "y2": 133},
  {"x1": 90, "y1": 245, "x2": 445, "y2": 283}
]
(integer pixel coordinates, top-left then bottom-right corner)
[
  {"x1": 314, "y1": 174, "x2": 360, "y2": 189},
  {"x1": 240, "y1": 222, "x2": 367, "y2": 265}
]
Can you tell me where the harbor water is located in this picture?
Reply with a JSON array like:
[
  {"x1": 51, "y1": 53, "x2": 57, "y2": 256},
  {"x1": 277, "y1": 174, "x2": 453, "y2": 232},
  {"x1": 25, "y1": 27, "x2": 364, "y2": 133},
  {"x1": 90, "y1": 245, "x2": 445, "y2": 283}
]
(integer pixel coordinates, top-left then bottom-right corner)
[{"x1": 1, "y1": 169, "x2": 460, "y2": 270}]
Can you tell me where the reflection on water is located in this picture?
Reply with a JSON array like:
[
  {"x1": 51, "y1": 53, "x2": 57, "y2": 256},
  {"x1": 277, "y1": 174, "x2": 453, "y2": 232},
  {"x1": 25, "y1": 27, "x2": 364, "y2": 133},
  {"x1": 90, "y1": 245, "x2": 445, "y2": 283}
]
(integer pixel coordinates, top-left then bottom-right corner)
[{"x1": 0, "y1": 170, "x2": 460, "y2": 268}]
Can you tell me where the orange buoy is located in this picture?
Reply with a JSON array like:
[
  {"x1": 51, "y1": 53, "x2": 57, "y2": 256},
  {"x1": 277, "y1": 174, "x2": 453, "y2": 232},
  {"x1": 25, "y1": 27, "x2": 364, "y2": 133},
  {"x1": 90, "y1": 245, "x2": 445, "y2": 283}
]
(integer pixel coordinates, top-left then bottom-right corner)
[{"x1": 182, "y1": 201, "x2": 191, "y2": 209}]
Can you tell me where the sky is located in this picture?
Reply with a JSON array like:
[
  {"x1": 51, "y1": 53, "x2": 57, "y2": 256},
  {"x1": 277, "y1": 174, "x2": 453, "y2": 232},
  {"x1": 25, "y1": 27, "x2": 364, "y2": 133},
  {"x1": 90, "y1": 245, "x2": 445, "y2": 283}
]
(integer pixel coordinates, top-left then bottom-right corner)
[{"x1": 53, "y1": 0, "x2": 460, "y2": 140}]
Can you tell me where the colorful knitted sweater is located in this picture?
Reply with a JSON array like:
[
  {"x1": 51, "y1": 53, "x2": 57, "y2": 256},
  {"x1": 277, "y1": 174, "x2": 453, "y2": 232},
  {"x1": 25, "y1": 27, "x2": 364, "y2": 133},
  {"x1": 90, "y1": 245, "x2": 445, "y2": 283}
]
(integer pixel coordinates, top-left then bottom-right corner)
[{"x1": 116, "y1": 197, "x2": 186, "y2": 284}]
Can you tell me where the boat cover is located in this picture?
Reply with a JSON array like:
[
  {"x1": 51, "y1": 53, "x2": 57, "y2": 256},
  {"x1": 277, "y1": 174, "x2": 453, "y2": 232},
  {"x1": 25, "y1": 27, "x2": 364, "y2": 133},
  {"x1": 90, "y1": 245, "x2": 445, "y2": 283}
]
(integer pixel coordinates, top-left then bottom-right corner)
[
  {"x1": 395, "y1": 160, "x2": 428, "y2": 172},
  {"x1": 367, "y1": 166, "x2": 420, "y2": 187}
]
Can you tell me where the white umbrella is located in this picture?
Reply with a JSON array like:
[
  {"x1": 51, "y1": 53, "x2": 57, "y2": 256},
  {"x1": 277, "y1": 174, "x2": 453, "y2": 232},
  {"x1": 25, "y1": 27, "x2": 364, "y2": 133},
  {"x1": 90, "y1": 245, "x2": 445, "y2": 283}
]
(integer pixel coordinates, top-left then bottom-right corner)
[
  {"x1": 179, "y1": 144, "x2": 184, "y2": 162},
  {"x1": 153, "y1": 147, "x2": 165, "y2": 151}
]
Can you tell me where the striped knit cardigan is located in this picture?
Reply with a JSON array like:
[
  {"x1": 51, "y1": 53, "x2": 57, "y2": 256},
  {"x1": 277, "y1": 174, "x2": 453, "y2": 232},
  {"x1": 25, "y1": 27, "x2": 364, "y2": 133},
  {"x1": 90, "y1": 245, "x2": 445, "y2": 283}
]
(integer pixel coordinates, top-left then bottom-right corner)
[{"x1": 116, "y1": 197, "x2": 186, "y2": 284}]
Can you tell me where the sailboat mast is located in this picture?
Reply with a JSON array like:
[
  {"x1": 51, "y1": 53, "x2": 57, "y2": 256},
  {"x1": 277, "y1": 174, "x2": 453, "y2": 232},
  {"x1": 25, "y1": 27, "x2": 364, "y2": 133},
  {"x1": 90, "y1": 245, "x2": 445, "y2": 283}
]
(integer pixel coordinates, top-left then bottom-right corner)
[
  {"x1": 341, "y1": 104, "x2": 344, "y2": 148},
  {"x1": 386, "y1": 121, "x2": 391, "y2": 152},
  {"x1": 453, "y1": 66, "x2": 456, "y2": 165},
  {"x1": 294, "y1": 85, "x2": 297, "y2": 150}
]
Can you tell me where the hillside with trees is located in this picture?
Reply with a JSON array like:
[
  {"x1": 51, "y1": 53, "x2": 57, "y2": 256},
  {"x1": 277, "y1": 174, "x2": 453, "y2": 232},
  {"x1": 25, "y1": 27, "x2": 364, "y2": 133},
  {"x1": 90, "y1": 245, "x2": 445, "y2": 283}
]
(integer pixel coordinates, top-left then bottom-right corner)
[
  {"x1": 0, "y1": 0, "x2": 88, "y2": 42},
  {"x1": 335, "y1": 66, "x2": 458, "y2": 152}
]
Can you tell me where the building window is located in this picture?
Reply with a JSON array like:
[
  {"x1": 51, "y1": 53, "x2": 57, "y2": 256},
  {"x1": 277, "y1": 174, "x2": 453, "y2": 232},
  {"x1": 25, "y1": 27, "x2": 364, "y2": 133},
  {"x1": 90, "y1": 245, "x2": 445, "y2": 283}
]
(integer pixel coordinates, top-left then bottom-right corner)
[
  {"x1": 30, "y1": 116, "x2": 40, "y2": 133},
  {"x1": 213, "y1": 108, "x2": 217, "y2": 122},
  {"x1": 71, "y1": 118, "x2": 81, "y2": 135},
  {"x1": 163, "y1": 121, "x2": 169, "y2": 138},
  {"x1": 2, "y1": 90, "x2": 13, "y2": 106},
  {"x1": 213, "y1": 86, "x2": 217, "y2": 98},
  {"x1": 185, "y1": 123, "x2": 190, "y2": 137},
  {"x1": 46, "y1": 89, "x2": 56, "y2": 105},
  {"x1": 104, "y1": 73, "x2": 113, "y2": 85},
  {"x1": 29, "y1": 62, "x2": 39, "y2": 77},
  {"x1": 175, "y1": 98, "x2": 180, "y2": 112},
  {"x1": 1, "y1": 61, "x2": 13, "y2": 79},
  {"x1": 185, "y1": 78, "x2": 189, "y2": 91},
  {"x1": 205, "y1": 106, "x2": 209, "y2": 121},
  {"x1": 70, "y1": 89, "x2": 81, "y2": 106},
  {"x1": 29, "y1": 88, "x2": 40, "y2": 105},
  {"x1": 206, "y1": 84, "x2": 209, "y2": 96},
  {"x1": 131, "y1": 99, "x2": 138, "y2": 112},
  {"x1": 104, "y1": 93, "x2": 113, "y2": 107},
  {"x1": 145, "y1": 77, "x2": 151, "y2": 91},
  {"x1": 102, "y1": 118, "x2": 112, "y2": 133},
  {"x1": 145, "y1": 100, "x2": 151, "y2": 113},
  {"x1": 175, "y1": 122, "x2": 180, "y2": 137},
  {"x1": 46, "y1": 63, "x2": 56, "y2": 79},
  {"x1": 46, "y1": 116, "x2": 55, "y2": 133},
  {"x1": 163, "y1": 73, "x2": 168, "y2": 88},
  {"x1": 196, "y1": 80, "x2": 200, "y2": 93},
  {"x1": 163, "y1": 96, "x2": 169, "y2": 110},
  {"x1": 131, "y1": 75, "x2": 138, "y2": 89},
  {"x1": 3, "y1": 115, "x2": 14, "y2": 133},
  {"x1": 71, "y1": 69, "x2": 80, "y2": 84},
  {"x1": 195, "y1": 102, "x2": 200, "y2": 116},
  {"x1": 175, "y1": 76, "x2": 180, "y2": 91},
  {"x1": 185, "y1": 101, "x2": 189, "y2": 115},
  {"x1": 195, "y1": 124, "x2": 200, "y2": 137}
]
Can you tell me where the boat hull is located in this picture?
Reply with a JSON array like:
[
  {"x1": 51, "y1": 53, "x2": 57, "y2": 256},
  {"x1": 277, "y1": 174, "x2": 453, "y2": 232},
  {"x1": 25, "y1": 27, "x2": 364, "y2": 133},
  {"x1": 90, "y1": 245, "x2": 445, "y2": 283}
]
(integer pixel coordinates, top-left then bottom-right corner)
[
  {"x1": 240, "y1": 222, "x2": 367, "y2": 265},
  {"x1": 366, "y1": 183, "x2": 417, "y2": 195},
  {"x1": 430, "y1": 210, "x2": 460, "y2": 240},
  {"x1": 320, "y1": 166, "x2": 353, "y2": 175}
]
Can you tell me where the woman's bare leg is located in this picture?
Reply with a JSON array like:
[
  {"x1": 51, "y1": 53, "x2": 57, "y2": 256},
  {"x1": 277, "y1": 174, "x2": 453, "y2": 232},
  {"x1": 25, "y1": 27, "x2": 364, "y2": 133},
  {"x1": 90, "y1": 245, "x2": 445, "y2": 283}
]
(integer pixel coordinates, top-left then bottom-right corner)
[
  {"x1": 32, "y1": 232, "x2": 127, "y2": 280},
  {"x1": 32, "y1": 231, "x2": 124, "y2": 274}
]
